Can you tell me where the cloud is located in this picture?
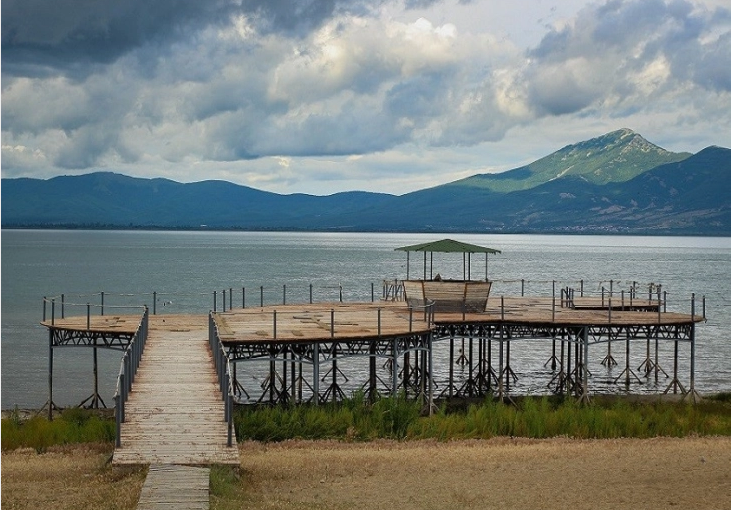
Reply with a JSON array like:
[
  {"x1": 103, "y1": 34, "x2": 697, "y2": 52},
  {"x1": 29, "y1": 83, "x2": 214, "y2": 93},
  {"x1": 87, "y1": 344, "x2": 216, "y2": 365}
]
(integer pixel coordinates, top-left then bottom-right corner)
[
  {"x1": 1, "y1": 0, "x2": 730, "y2": 195},
  {"x1": 521, "y1": 0, "x2": 731, "y2": 116},
  {"x1": 1, "y1": 0, "x2": 389, "y2": 77}
]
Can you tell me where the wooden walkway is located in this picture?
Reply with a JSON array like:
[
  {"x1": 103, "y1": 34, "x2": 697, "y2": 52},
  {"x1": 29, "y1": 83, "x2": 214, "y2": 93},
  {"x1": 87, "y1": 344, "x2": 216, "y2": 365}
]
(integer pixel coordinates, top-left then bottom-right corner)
[
  {"x1": 112, "y1": 314, "x2": 239, "y2": 466},
  {"x1": 136, "y1": 465, "x2": 210, "y2": 510}
]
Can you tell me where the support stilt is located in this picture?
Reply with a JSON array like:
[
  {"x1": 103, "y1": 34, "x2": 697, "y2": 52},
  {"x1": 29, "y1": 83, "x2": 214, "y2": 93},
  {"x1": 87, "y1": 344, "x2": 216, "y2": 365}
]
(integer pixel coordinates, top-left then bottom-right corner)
[{"x1": 614, "y1": 336, "x2": 642, "y2": 386}]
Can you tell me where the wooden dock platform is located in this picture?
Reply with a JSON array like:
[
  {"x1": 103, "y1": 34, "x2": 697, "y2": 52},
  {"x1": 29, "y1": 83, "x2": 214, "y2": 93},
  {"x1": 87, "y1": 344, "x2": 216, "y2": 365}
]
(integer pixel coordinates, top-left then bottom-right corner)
[
  {"x1": 435, "y1": 295, "x2": 701, "y2": 326},
  {"x1": 112, "y1": 314, "x2": 239, "y2": 466},
  {"x1": 42, "y1": 289, "x2": 705, "y2": 419},
  {"x1": 215, "y1": 301, "x2": 432, "y2": 343}
]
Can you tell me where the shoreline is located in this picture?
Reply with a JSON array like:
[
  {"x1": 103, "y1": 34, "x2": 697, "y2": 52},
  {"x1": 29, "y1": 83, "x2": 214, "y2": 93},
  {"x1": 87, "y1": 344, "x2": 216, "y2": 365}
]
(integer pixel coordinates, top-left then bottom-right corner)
[
  {"x1": 1, "y1": 392, "x2": 713, "y2": 422},
  {"x1": 4, "y1": 436, "x2": 731, "y2": 510}
]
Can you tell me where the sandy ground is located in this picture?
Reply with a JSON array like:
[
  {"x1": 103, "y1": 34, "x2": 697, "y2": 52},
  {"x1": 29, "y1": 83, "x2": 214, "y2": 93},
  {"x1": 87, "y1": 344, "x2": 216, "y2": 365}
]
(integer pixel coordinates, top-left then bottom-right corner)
[{"x1": 3, "y1": 437, "x2": 731, "y2": 510}]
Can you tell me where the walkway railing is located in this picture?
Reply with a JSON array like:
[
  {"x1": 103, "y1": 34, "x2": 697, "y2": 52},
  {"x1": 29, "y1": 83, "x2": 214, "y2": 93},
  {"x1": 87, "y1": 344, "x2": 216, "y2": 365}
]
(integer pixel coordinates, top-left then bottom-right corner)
[
  {"x1": 209, "y1": 312, "x2": 235, "y2": 447},
  {"x1": 112, "y1": 307, "x2": 149, "y2": 448}
]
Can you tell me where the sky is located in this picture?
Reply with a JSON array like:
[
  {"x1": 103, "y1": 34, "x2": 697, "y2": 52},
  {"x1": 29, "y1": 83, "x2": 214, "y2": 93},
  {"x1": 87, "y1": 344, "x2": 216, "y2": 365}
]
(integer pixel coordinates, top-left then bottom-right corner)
[{"x1": 2, "y1": 0, "x2": 730, "y2": 196}]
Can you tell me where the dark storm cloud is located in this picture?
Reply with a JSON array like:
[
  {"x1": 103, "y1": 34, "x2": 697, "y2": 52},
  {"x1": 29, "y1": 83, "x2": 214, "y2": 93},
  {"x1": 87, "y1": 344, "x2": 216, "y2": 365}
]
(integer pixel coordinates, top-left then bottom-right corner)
[
  {"x1": 1, "y1": 0, "x2": 233, "y2": 76},
  {"x1": 1, "y1": 0, "x2": 389, "y2": 77}
]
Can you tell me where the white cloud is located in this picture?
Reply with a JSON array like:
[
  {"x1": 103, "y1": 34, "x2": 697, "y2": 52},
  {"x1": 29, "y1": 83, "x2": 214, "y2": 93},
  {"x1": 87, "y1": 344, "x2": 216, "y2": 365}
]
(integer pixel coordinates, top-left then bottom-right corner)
[{"x1": 2, "y1": 0, "x2": 729, "y2": 194}]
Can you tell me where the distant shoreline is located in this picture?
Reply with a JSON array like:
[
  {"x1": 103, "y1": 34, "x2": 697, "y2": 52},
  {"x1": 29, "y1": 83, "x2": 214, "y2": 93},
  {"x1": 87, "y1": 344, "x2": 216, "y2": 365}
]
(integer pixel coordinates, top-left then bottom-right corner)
[{"x1": 2, "y1": 224, "x2": 727, "y2": 237}]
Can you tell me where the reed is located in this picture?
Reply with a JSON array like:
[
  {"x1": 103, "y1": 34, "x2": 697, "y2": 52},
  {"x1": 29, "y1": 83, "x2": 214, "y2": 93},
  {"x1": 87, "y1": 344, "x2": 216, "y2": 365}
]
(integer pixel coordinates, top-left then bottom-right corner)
[
  {"x1": 234, "y1": 395, "x2": 731, "y2": 442},
  {"x1": 1, "y1": 407, "x2": 115, "y2": 452},
  {"x1": 4, "y1": 395, "x2": 730, "y2": 451}
]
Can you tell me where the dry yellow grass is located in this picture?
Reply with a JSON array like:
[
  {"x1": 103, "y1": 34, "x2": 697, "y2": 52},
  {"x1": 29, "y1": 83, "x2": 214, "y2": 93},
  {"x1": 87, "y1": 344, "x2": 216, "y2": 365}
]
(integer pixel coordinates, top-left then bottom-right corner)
[
  {"x1": 236, "y1": 437, "x2": 731, "y2": 510},
  {"x1": 3, "y1": 437, "x2": 731, "y2": 510},
  {"x1": 1, "y1": 444, "x2": 145, "y2": 510}
]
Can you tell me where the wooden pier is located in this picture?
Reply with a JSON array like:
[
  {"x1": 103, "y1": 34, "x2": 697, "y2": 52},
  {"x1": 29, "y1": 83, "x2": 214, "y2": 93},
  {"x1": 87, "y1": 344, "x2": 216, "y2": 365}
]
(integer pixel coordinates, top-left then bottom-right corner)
[
  {"x1": 111, "y1": 314, "x2": 239, "y2": 465},
  {"x1": 40, "y1": 281, "x2": 705, "y2": 452},
  {"x1": 42, "y1": 286, "x2": 705, "y2": 410},
  {"x1": 39, "y1": 280, "x2": 705, "y2": 506}
]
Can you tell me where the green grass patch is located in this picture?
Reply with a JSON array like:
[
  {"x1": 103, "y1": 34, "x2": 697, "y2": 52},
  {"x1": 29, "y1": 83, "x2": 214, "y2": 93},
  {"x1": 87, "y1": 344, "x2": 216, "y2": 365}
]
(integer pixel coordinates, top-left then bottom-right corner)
[
  {"x1": 234, "y1": 395, "x2": 731, "y2": 443},
  {"x1": 234, "y1": 392, "x2": 424, "y2": 441},
  {"x1": 1, "y1": 407, "x2": 115, "y2": 452}
]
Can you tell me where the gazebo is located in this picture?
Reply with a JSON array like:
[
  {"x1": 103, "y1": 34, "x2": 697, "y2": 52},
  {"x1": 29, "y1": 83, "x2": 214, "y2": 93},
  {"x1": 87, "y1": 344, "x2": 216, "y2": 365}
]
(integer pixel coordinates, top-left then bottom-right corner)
[
  {"x1": 395, "y1": 239, "x2": 501, "y2": 313},
  {"x1": 395, "y1": 238, "x2": 501, "y2": 281}
]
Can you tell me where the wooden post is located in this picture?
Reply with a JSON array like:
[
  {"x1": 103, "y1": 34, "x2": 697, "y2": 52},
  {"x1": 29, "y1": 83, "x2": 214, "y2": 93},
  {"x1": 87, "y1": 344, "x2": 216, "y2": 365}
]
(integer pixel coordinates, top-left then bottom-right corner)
[
  {"x1": 689, "y1": 294, "x2": 697, "y2": 401},
  {"x1": 378, "y1": 308, "x2": 381, "y2": 336},
  {"x1": 114, "y1": 394, "x2": 121, "y2": 447},
  {"x1": 392, "y1": 337, "x2": 399, "y2": 397},
  {"x1": 369, "y1": 340, "x2": 377, "y2": 402},
  {"x1": 448, "y1": 333, "x2": 455, "y2": 398},
  {"x1": 313, "y1": 342, "x2": 320, "y2": 405},
  {"x1": 92, "y1": 337, "x2": 99, "y2": 408},
  {"x1": 580, "y1": 326, "x2": 590, "y2": 404},
  {"x1": 498, "y1": 325, "x2": 504, "y2": 400},
  {"x1": 48, "y1": 328, "x2": 54, "y2": 421},
  {"x1": 119, "y1": 372, "x2": 126, "y2": 423}
]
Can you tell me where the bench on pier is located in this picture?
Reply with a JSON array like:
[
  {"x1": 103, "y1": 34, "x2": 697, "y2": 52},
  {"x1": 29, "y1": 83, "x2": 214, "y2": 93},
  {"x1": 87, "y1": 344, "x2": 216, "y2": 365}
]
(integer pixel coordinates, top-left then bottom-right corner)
[{"x1": 403, "y1": 279, "x2": 492, "y2": 313}]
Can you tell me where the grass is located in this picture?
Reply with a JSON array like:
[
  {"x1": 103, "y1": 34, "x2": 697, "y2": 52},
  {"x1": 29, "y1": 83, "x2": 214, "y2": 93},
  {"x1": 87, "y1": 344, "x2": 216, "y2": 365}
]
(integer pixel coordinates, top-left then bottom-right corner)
[
  {"x1": 3, "y1": 395, "x2": 731, "y2": 509},
  {"x1": 1, "y1": 407, "x2": 115, "y2": 452},
  {"x1": 234, "y1": 393, "x2": 731, "y2": 443},
  {"x1": 210, "y1": 465, "x2": 252, "y2": 510},
  {"x1": 4, "y1": 393, "x2": 731, "y2": 452},
  {"x1": 1, "y1": 444, "x2": 145, "y2": 510}
]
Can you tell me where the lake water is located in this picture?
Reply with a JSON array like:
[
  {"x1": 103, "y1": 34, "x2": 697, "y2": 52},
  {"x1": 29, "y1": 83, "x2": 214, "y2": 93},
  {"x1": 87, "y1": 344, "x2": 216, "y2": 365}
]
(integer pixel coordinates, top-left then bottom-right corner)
[{"x1": 2, "y1": 229, "x2": 730, "y2": 408}]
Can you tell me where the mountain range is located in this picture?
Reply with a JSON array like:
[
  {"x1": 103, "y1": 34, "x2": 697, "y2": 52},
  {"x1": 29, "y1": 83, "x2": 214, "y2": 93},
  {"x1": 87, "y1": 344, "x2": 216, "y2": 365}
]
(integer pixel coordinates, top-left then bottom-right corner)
[{"x1": 2, "y1": 128, "x2": 730, "y2": 235}]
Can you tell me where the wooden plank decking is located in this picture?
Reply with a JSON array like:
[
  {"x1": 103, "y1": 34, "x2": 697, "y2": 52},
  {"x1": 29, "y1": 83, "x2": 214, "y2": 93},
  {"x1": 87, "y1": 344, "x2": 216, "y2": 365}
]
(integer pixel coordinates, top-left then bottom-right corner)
[
  {"x1": 112, "y1": 315, "x2": 239, "y2": 466},
  {"x1": 215, "y1": 301, "x2": 432, "y2": 343},
  {"x1": 136, "y1": 465, "x2": 210, "y2": 510},
  {"x1": 432, "y1": 296, "x2": 702, "y2": 326}
]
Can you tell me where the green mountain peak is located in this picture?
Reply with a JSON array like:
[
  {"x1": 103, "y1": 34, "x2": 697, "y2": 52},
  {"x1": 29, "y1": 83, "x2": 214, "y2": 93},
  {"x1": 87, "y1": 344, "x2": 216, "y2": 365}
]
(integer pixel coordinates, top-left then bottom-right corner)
[{"x1": 450, "y1": 129, "x2": 691, "y2": 193}]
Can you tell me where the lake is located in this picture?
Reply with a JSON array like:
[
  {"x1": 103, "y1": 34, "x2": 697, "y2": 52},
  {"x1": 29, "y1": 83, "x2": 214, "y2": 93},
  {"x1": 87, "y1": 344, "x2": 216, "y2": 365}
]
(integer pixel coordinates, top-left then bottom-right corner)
[{"x1": 2, "y1": 229, "x2": 730, "y2": 408}]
